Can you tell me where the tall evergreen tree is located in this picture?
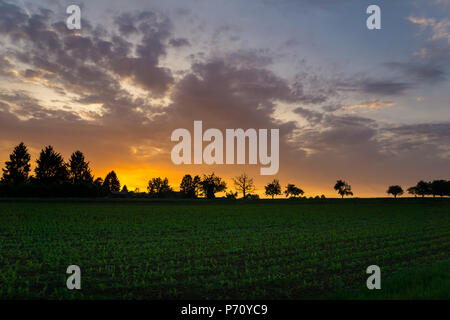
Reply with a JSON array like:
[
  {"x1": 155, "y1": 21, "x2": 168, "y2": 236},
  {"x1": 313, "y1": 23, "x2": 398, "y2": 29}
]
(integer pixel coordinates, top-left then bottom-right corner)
[
  {"x1": 1, "y1": 142, "x2": 31, "y2": 184},
  {"x1": 68, "y1": 151, "x2": 93, "y2": 184},
  {"x1": 34, "y1": 146, "x2": 69, "y2": 184},
  {"x1": 103, "y1": 171, "x2": 120, "y2": 192}
]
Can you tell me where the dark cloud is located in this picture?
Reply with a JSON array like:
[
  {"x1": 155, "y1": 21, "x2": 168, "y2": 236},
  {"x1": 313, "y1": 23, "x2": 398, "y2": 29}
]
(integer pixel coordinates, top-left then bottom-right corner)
[
  {"x1": 337, "y1": 78, "x2": 413, "y2": 96},
  {"x1": 359, "y1": 80, "x2": 413, "y2": 96},
  {"x1": 321, "y1": 104, "x2": 342, "y2": 112},
  {"x1": 169, "y1": 38, "x2": 191, "y2": 48},
  {"x1": 386, "y1": 122, "x2": 450, "y2": 145},
  {"x1": 166, "y1": 57, "x2": 297, "y2": 131},
  {"x1": 0, "y1": 1, "x2": 174, "y2": 100},
  {"x1": 385, "y1": 62, "x2": 446, "y2": 84}
]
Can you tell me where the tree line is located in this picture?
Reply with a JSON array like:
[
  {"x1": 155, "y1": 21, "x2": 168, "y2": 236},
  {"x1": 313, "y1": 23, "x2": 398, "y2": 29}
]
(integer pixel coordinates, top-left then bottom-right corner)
[
  {"x1": 1, "y1": 143, "x2": 448, "y2": 198},
  {"x1": 391, "y1": 180, "x2": 450, "y2": 198}
]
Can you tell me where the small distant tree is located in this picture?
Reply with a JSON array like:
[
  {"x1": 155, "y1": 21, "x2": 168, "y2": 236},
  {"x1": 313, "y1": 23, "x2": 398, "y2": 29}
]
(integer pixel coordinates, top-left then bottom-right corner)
[
  {"x1": 445, "y1": 181, "x2": 450, "y2": 197},
  {"x1": 1, "y1": 142, "x2": 31, "y2": 184},
  {"x1": 103, "y1": 171, "x2": 120, "y2": 193},
  {"x1": 147, "y1": 177, "x2": 172, "y2": 198},
  {"x1": 407, "y1": 186, "x2": 418, "y2": 197},
  {"x1": 415, "y1": 180, "x2": 431, "y2": 198},
  {"x1": 265, "y1": 179, "x2": 281, "y2": 199},
  {"x1": 387, "y1": 185, "x2": 403, "y2": 198},
  {"x1": 226, "y1": 191, "x2": 238, "y2": 200},
  {"x1": 233, "y1": 173, "x2": 255, "y2": 199},
  {"x1": 334, "y1": 180, "x2": 353, "y2": 198},
  {"x1": 431, "y1": 180, "x2": 447, "y2": 197},
  {"x1": 284, "y1": 184, "x2": 304, "y2": 198},
  {"x1": 121, "y1": 185, "x2": 129, "y2": 193},
  {"x1": 94, "y1": 177, "x2": 103, "y2": 188},
  {"x1": 35, "y1": 146, "x2": 69, "y2": 184},
  {"x1": 180, "y1": 174, "x2": 201, "y2": 198},
  {"x1": 68, "y1": 150, "x2": 93, "y2": 184},
  {"x1": 199, "y1": 173, "x2": 227, "y2": 199}
]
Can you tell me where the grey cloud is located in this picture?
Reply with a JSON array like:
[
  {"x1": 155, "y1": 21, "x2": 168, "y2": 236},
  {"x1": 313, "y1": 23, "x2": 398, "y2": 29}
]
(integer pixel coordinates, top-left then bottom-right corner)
[
  {"x1": 294, "y1": 107, "x2": 323, "y2": 125},
  {"x1": 337, "y1": 78, "x2": 413, "y2": 96},
  {"x1": 322, "y1": 104, "x2": 342, "y2": 112},
  {"x1": 360, "y1": 80, "x2": 413, "y2": 96},
  {"x1": 385, "y1": 62, "x2": 446, "y2": 84},
  {"x1": 386, "y1": 122, "x2": 450, "y2": 142},
  {"x1": 0, "y1": 1, "x2": 174, "y2": 100},
  {"x1": 169, "y1": 38, "x2": 191, "y2": 48}
]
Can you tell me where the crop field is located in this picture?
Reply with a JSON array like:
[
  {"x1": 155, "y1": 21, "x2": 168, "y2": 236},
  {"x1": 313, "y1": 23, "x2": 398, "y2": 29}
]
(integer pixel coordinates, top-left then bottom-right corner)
[{"x1": 0, "y1": 198, "x2": 449, "y2": 299}]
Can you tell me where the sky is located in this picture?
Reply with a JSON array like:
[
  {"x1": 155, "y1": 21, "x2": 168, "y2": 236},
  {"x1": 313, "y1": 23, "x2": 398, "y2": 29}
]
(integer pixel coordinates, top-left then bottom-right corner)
[{"x1": 0, "y1": 0, "x2": 449, "y2": 197}]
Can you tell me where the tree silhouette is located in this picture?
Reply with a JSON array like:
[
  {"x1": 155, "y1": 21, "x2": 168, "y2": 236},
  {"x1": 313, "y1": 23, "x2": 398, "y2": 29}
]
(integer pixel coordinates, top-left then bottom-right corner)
[
  {"x1": 121, "y1": 185, "x2": 129, "y2": 193},
  {"x1": 199, "y1": 173, "x2": 227, "y2": 199},
  {"x1": 407, "y1": 186, "x2": 418, "y2": 197},
  {"x1": 284, "y1": 184, "x2": 304, "y2": 198},
  {"x1": 226, "y1": 191, "x2": 238, "y2": 199},
  {"x1": 265, "y1": 179, "x2": 281, "y2": 199},
  {"x1": 103, "y1": 171, "x2": 120, "y2": 193},
  {"x1": 233, "y1": 173, "x2": 255, "y2": 199},
  {"x1": 431, "y1": 180, "x2": 447, "y2": 197},
  {"x1": 68, "y1": 151, "x2": 93, "y2": 184},
  {"x1": 387, "y1": 185, "x2": 403, "y2": 198},
  {"x1": 147, "y1": 177, "x2": 172, "y2": 198},
  {"x1": 334, "y1": 180, "x2": 353, "y2": 198},
  {"x1": 35, "y1": 146, "x2": 69, "y2": 184},
  {"x1": 246, "y1": 194, "x2": 260, "y2": 200},
  {"x1": 1, "y1": 142, "x2": 31, "y2": 184},
  {"x1": 94, "y1": 177, "x2": 103, "y2": 188},
  {"x1": 444, "y1": 181, "x2": 450, "y2": 197},
  {"x1": 415, "y1": 180, "x2": 431, "y2": 198},
  {"x1": 180, "y1": 174, "x2": 201, "y2": 198}
]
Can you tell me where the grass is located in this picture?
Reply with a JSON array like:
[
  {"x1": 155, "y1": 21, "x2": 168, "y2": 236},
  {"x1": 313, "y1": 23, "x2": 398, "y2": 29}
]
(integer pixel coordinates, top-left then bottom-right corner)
[
  {"x1": 0, "y1": 198, "x2": 448, "y2": 299},
  {"x1": 328, "y1": 258, "x2": 450, "y2": 299}
]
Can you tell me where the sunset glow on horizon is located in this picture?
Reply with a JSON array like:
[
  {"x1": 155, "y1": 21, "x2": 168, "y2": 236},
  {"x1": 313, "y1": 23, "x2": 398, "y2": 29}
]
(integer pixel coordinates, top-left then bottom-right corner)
[{"x1": 0, "y1": 0, "x2": 449, "y2": 198}]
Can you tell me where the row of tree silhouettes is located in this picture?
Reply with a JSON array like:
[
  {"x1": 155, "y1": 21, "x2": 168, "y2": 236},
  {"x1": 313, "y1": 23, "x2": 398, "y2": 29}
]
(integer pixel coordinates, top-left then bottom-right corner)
[
  {"x1": 388, "y1": 180, "x2": 450, "y2": 198},
  {"x1": 1, "y1": 143, "x2": 449, "y2": 198}
]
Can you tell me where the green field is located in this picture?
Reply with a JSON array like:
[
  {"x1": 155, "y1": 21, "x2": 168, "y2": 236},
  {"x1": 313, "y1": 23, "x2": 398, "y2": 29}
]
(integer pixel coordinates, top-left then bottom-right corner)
[{"x1": 0, "y1": 198, "x2": 449, "y2": 299}]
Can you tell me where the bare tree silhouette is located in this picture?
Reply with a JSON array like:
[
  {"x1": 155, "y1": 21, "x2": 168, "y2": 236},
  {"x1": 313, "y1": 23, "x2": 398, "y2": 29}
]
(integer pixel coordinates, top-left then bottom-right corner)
[{"x1": 233, "y1": 173, "x2": 255, "y2": 199}]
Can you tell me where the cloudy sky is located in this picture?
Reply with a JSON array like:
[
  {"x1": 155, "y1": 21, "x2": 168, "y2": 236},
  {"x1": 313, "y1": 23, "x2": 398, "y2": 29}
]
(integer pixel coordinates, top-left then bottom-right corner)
[{"x1": 0, "y1": 0, "x2": 449, "y2": 197}]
